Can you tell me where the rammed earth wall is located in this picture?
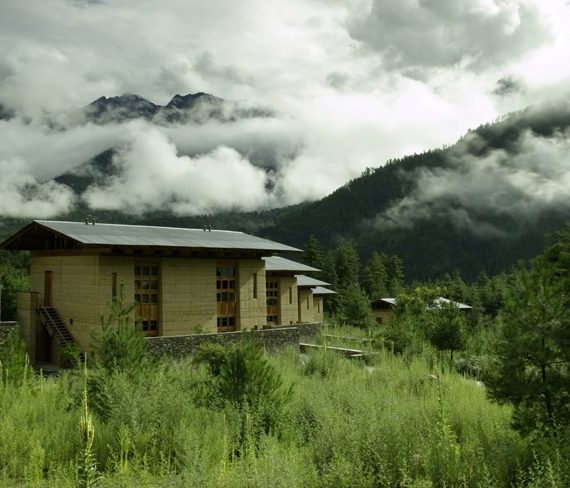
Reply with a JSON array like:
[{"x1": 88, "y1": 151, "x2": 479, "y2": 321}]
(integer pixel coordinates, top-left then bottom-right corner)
[{"x1": 146, "y1": 324, "x2": 322, "y2": 360}]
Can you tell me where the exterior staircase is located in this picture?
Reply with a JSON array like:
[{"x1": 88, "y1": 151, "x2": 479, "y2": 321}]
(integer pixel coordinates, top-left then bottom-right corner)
[{"x1": 38, "y1": 306, "x2": 84, "y2": 363}]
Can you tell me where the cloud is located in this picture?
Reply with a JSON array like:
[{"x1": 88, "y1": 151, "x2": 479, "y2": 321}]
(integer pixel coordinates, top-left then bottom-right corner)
[
  {"x1": 374, "y1": 128, "x2": 570, "y2": 237},
  {"x1": 0, "y1": 154, "x2": 76, "y2": 219},
  {"x1": 82, "y1": 123, "x2": 273, "y2": 215},
  {"x1": 348, "y1": 0, "x2": 552, "y2": 74},
  {"x1": 0, "y1": 0, "x2": 570, "y2": 220}
]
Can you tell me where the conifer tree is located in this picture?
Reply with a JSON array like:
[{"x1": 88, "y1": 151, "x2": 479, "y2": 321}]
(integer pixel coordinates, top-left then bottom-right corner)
[
  {"x1": 334, "y1": 242, "x2": 360, "y2": 289},
  {"x1": 362, "y1": 251, "x2": 388, "y2": 299},
  {"x1": 304, "y1": 235, "x2": 325, "y2": 270},
  {"x1": 336, "y1": 283, "x2": 373, "y2": 329},
  {"x1": 386, "y1": 255, "x2": 404, "y2": 295},
  {"x1": 485, "y1": 256, "x2": 570, "y2": 434}
]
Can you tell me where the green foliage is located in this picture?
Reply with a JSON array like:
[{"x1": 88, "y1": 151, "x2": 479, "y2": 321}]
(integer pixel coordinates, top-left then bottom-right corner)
[
  {"x1": 386, "y1": 254, "x2": 404, "y2": 295},
  {"x1": 2, "y1": 339, "x2": 570, "y2": 486},
  {"x1": 0, "y1": 252, "x2": 30, "y2": 321},
  {"x1": 91, "y1": 285, "x2": 148, "y2": 376},
  {"x1": 194, "y1": 340, "x2": 293, "y2": 436},
  {"x1": 334, "y1": 242, "x2": 360, "y2": 289},
  {"x1": 426, "y1": 300, "x2": 468, "y2": 363},
  {"x1": 0, "y1": 329, "x2": 32, "y2": 388},
  {"x1": 335, "y1": 283, "x2": 374, "y2": 329},
  {"x1": 78, "y1": 360, "x2": 102, "y2": 488},
  {"x1": 304, "y1": 235, "x2": 325, "y2": 270},
  {"x1": 362, "y1": 251, "x2": 388, "y2": 299},
  {"x1": 485, "y1": 256, "x2": 570, "y2": 434}
]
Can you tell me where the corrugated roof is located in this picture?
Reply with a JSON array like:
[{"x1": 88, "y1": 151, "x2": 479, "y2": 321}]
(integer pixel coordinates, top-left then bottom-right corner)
[
  {"x1": 432, "y1": 297, "x2": 472, "y2": 310},
  {"x1": 311, "y1": 286, "x2": 336, "y2": 295},
  {"x1": 295, "y1": 274, "x2": 331, "y2": 287},
  {"x1": 371, "y1": 297, "x2": 471, "y2": 309},
  {"x1": 1, "y1": 220, "x2": 300, "y2": 252},
  {"x1": 263, "y1": 256, "x2": 320, "y2": 272}
]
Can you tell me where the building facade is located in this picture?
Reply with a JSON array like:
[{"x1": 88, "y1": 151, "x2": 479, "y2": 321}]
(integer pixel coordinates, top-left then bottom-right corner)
[{"x1": 2, "y1": 220, "x2": 301, "y2": 363}]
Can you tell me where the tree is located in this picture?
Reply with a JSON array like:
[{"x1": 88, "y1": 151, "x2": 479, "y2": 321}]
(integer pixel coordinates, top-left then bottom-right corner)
[
  {"x1": 362, "y1": 252, "x2": 388, "y2": 300},
  {"x1": 91, "y1": 284, "x2": 148, "y2": 376},
  {"x1": 427, "y1": 300, "x2": 467, "y2": 363},
  {"x1": 335, "y1": 242, "x2": 360, "y2": 289},
  {"x1": 485, "y1": 257, "x2": 570, "y2": 434},
  {"x1": 336, "y1": 283, "x2": 373, "y2": 329},
  {"x1": 0, "y1": 259, "x2": 30, "y2": 321},
  {"x1": 386, "y1": 255, "x2": 404, "y2": 295},
  {"x1": 304, "y1": 235, "x2": 325, "y2": 270}
]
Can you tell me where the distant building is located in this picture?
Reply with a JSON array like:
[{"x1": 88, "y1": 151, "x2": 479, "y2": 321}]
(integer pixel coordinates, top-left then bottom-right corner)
[
  {"x1": 0, "y1": 220, "x2": 332, "y2": 365},
  {"x1": 370, "y1": 296, "x2": 471, "y2": 325}
]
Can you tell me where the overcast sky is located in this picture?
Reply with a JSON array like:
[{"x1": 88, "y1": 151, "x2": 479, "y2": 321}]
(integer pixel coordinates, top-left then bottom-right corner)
[{"x1": 1, "y1": 0, "x2": 570, "y2": 218}]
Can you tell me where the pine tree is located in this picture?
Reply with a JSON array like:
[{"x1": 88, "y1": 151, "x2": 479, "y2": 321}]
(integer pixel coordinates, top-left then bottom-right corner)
[
  {"x1": 304, "y1": 235, "x2": 325, "y2": 270},
  {"x1": 336, "y1": 283, "x2": 373, "y2": 329},
  {"x1": 485, "y1": 256, "x2": 570, "y2": 434},
  {"x1": 362, "y1": 252, "x2": 388, "y2": 299},
  {"x1": 386, "y1": 255, "x2": 404, "y2": 296},
  {"x1": 335, "y1": 242, "x2": 360, "y2": 289}
]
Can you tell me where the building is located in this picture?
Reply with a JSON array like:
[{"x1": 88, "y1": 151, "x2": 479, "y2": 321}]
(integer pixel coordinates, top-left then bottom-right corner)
[
  {"x1": 295, "y1": 275, "x2": 335, "y2": 323},
  {"x1": 262, "y1": 256, "x2": 320, "y2": 326},
  {"x1": 1, "y1": 220, "x2": 308, "y2": 364},
  {"x1": 370, "y1": 296, "x2": 472, "y2": 325}
]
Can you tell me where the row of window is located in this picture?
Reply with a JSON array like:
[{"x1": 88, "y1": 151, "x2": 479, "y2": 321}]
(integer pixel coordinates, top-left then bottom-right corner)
[{"x1": 135, "y1": 266, "x2": 159, "y2": 276}]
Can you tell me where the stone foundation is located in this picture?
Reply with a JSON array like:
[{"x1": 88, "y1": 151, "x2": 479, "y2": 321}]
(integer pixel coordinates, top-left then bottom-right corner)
[{"x1": 147, "y1": 326, "x2": 301, "y2": 360}]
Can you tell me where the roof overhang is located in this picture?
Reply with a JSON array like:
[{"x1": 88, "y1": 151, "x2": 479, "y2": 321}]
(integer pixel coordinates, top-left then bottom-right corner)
[{"x1": 0, "y1": 220, "x2": 301, "y2": 254}]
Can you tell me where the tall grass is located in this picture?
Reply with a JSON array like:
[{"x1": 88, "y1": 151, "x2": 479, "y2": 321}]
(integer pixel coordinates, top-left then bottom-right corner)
[{"x1": 0, "y1": 332, "x2": 568, "y2": 486}]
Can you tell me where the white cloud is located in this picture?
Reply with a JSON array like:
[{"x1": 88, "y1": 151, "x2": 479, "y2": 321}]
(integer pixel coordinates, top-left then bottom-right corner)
[
  {"x1": 0, "y1": 0, "x2": 569, "y2": 219},
  {"x1": 82, "y1": 123, "x2": 272, "y2": 215},
  {"x1": 375, "y1": 128, "x2": 570, "y2": 237}
]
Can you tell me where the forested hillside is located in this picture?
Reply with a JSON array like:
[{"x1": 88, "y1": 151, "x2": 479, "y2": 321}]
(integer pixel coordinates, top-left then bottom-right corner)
[
  {"x1": 259, "y1": 100, "x2": 570, "y2": 280},
  {"x1": 2, "y1": 100, "x2": 570, "y2": 282}
]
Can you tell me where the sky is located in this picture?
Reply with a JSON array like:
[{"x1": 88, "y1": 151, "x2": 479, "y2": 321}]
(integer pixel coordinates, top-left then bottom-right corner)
[{"x1": 1, "y1": 0, "x2": 570, "y2": 218}]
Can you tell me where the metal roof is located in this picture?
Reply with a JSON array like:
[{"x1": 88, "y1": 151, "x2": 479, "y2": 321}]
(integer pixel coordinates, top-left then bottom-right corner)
[
  {"x1": 311, "y1": 286, "x2": 337, "y2": 295},
  {"x1": 263, "y1": 256, "x2": 320, "y2": 272},
  {"x1": 371, "y1": 297, "x2": 471, "y2": 309},
  {"x1": 1, "y1": 220, "x2": 301, "y2": 252},
  {"x1": 432, "y1": 297, "x2": 472, "y2": 310},
  {"x1": 295, "y1": 274, "x2": 331, "y2": 287}
]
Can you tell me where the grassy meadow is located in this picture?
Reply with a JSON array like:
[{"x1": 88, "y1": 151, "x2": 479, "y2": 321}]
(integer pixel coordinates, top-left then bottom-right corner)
[{"x1": 1, "y1": 332, "x2": 568, "y2": 488}]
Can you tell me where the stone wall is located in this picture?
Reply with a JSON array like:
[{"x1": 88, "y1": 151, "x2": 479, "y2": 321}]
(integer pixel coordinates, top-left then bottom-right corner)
[
  {"x1": 0, "y1": 322, "x2": 18, "y2": 349},
  {"x1": 147, "y1": 326, "x2": 300, "y2": 360},
  {"x1": 273, "y1": 322, "x2": 321, "y2": 341}
]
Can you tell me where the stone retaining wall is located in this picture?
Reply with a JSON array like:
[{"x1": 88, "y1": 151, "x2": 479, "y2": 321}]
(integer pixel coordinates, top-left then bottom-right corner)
[
  {"x1": 273, "y1": 322, "x2": 322, "y2": 341},
  {"x1": 147, "y1": 326, "x2": 301, "y2": 360}
]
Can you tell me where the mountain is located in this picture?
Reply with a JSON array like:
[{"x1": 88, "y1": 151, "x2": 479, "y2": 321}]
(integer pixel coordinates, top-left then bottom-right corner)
[
  {"x1": 255, "y1": 101, "x2": 570, "y2": 280},
  {"x1": 84, "y1": 94, "x2": 160, "y2": 123},
  {"x1": 64, "y1": 98, "x2": 569, "y2": 282},
  {"x1": 82, "y1": 92, "x2": 272, "y2": 125},
  {"x1": 5, "y1": 96, "x2": 570, "y2": 282}
]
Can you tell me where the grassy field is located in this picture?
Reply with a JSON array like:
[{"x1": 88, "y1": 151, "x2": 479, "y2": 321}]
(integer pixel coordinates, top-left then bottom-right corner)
[{"x1": 0, "y1": 337, "x2": 568, "y2": 487}]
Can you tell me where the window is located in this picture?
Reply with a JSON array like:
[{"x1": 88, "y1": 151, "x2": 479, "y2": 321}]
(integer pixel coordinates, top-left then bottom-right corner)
[
  {"x1": 134, "y1": 262, "x2": 160, "y2": 336},
  {"x1": 217, "y1": 264, "x2": 237, "y2": 332},
  {"x1": 111, "y1": 273, "x2": 117, "y2": 300},
  {"x1": 306, "y1": 296, "x2": 310, "y2": 310},
  {"x1": 253, "y1": 273, "x2": 258, "y2": 299},
  {"x1": 289, "y1": 287, "x2": 292, "y2": 304}
]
